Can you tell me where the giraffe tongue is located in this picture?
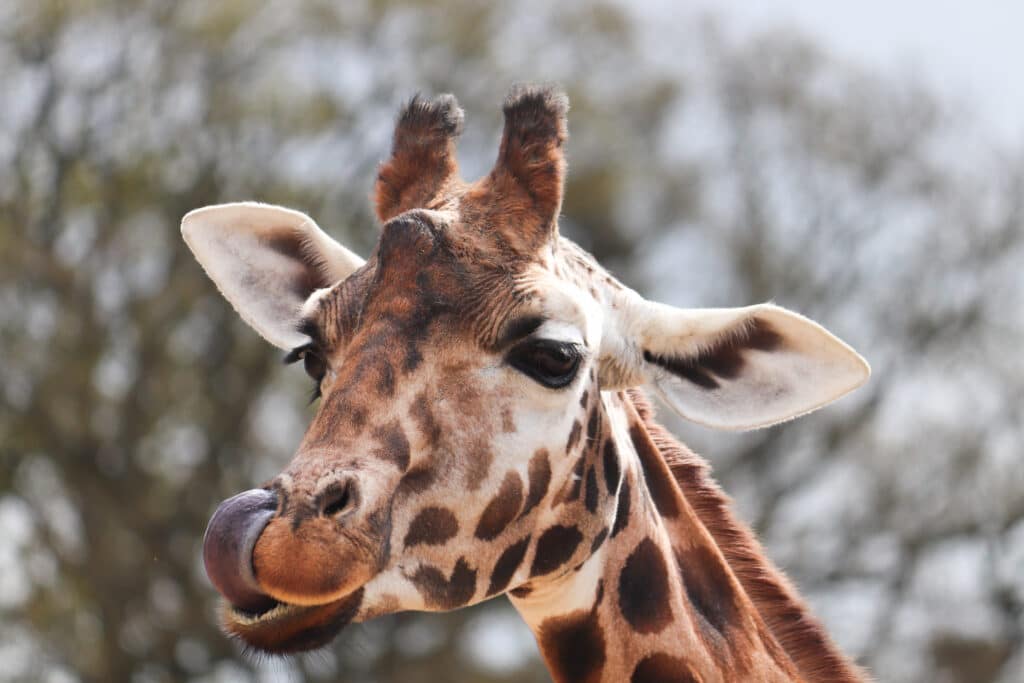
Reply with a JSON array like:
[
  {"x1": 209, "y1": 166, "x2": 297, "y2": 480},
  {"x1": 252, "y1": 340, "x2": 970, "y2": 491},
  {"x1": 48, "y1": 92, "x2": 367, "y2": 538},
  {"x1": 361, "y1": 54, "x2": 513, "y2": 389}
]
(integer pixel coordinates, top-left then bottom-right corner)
[{"x1": 203, "y1": 488, "x2": 279, "y2": 615}]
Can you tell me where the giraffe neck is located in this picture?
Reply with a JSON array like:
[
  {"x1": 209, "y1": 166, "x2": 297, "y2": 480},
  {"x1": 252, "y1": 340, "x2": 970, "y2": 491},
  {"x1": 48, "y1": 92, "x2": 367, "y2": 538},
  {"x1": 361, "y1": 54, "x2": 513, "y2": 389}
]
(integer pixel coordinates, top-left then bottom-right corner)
[{"x1": 510, "y1": 390, "x2": 803, "y2": 683}]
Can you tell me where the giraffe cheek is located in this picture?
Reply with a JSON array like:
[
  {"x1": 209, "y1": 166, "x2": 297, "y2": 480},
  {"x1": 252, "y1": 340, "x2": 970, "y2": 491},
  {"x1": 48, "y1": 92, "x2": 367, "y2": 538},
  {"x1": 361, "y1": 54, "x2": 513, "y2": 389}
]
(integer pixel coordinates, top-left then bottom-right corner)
[{"x1": 252, "y1": 517, "x2": 375, "y2": 606}]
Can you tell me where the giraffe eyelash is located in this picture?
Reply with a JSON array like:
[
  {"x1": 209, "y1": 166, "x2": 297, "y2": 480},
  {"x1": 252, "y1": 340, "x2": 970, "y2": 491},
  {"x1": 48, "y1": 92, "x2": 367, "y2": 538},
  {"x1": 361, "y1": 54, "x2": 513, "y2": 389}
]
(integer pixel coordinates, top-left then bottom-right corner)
[{"x1": 284, "y1": 344, "x2": 327, "y2": 404}]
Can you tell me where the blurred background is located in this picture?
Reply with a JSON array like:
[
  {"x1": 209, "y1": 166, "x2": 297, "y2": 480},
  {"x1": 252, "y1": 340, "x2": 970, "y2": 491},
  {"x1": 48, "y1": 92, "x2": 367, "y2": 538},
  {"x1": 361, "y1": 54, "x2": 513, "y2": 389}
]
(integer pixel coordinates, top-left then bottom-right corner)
[{"x1": 2, "y1": 1, "x2": 1022, "y2": 681}]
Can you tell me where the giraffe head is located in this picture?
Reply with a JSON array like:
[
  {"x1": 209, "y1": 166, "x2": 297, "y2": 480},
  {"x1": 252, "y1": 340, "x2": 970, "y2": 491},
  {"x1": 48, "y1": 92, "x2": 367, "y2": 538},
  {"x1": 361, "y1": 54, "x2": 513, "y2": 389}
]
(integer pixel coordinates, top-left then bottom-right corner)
[{"x1": 184, "y1": 86, "x2": 869, "y2": 655}]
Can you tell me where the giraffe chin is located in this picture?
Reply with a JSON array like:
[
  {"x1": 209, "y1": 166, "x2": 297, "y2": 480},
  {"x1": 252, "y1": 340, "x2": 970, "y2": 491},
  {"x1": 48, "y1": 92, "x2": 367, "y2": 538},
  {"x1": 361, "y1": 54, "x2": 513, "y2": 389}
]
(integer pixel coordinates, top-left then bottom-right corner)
[{"x1": 220, "y1": 587, "x2": 365, "y2": 654}]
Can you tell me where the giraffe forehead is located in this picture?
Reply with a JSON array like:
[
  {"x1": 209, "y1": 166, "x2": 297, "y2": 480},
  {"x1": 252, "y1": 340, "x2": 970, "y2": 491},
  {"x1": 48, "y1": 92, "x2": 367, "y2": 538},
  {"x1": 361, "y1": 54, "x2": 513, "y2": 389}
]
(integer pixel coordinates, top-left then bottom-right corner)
[
  {"x1": 309, "y1": 233, "x2": 605, "y2": 354},
  {"x1": 518, "y1": 265, "x2": 604, "y2": 346}
]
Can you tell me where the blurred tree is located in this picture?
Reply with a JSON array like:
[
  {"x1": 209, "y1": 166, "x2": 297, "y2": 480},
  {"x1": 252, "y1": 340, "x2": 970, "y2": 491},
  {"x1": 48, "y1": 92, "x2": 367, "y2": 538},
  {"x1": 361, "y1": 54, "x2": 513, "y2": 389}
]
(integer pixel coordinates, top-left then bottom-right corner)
[{"x1": 0, "y1": 1, "x2": 1021, "y2": 682}]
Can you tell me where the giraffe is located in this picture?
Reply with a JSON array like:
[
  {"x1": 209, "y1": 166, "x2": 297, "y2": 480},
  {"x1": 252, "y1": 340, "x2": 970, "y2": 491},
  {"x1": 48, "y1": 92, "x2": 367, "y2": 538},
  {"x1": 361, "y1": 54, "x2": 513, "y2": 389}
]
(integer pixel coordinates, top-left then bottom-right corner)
[{"x1": 184, "y1": 85, "x2": 872, "y2": 682}]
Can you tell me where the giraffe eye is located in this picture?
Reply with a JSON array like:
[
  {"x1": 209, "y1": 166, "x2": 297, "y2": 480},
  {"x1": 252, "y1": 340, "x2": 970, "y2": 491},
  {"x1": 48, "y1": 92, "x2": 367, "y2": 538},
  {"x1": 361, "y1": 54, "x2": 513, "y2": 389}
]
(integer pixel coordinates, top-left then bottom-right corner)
[
  {"x1": 301, "y1": 350, "x2": 327, "y2": 383},
  {"x1": 508, "y1": 340, "x2": 582, "y2": 389},
  {"x1": 284, "y1": 344, "x2": 328, "y2": 401}
]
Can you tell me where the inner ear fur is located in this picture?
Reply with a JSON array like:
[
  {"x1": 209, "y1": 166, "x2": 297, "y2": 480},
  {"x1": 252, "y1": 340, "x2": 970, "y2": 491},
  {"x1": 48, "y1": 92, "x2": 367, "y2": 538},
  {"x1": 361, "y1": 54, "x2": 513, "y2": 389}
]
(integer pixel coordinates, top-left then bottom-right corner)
[
  {"x1": 374, "y1": 94, "x2": 464, "y2": 223},
  {"x1": 609, "y1": 300, "x2": 870, "y2": 431},
  {"x1": 181, "y1": 202, "x2": 364, "y2": 350}
]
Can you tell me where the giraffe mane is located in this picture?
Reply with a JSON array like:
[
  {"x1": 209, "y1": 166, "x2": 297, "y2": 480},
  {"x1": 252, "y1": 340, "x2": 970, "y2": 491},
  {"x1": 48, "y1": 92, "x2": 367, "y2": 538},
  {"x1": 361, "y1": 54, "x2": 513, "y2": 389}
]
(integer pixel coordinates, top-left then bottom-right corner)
[{"x1": 626, "y1": 388, "x2": 871, "y2": 683}]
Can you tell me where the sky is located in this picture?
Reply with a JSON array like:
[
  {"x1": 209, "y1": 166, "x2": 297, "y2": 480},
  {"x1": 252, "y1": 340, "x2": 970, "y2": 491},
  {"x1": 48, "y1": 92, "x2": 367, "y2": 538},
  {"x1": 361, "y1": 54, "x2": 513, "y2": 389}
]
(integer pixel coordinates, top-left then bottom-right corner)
[{"x1": 694, "y1": 0, "x2": 1023, "y2": 144}]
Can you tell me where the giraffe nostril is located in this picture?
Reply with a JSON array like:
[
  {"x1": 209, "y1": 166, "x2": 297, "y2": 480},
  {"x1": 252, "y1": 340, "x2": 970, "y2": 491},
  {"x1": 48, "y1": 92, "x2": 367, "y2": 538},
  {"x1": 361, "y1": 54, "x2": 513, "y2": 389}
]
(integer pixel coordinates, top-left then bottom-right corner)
[{"x1": 319, "y1": 479, "x2": 358, "y2": 518}]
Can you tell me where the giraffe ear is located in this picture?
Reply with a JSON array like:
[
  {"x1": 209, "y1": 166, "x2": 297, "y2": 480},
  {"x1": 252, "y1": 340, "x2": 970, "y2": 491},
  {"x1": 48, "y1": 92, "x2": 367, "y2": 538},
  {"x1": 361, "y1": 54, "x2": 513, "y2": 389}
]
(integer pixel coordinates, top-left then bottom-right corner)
[
  {"x1": 374, "y1": 94, "x2": 464, "y2": 223},
  {"x1": 476, "y1": 84, "x2": 568, "y2": 253},
  {"x1": 612, "y1": 301, "x2": 870, "y2": 430},
  {"x1": 181, "y1": 202, "x2": 364, "y2": 350}
]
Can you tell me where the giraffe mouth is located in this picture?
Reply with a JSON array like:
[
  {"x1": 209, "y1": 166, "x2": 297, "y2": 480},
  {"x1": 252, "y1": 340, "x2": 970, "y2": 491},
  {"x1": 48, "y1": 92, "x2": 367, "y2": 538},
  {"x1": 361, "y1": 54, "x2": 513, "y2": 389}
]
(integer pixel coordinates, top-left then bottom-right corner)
[
  {"x1": 203, "y1": 489, "x2": 368, "y2": 653},
  {"x1": 219, "y1": 589, "x2": 365, "y2": 654}
]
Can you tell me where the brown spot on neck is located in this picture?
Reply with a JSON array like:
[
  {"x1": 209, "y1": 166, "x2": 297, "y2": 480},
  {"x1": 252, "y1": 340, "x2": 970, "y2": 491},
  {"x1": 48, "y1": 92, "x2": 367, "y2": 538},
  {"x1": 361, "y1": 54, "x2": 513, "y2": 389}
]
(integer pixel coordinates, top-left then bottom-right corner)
[
  {"x1": 624, "y1": 388, "x2": 867, "y2": 682},
  {"x1": 602, "y1": 439, "x2": 621, "y2": 494},
  {"x1": 610, "y1": 471, "x2": 632, "y2": 538},
  {"x1": 537, "y1": 581, "x2": 606, "y2": 683},
  {"x1": 617, "y1": 537, "x2": 673, "y2": 634},
  {"x1": 675, "y1": 544, "x2": 741, "y2": 638},
  {"x1": 629, "y1": 421, "x2": 681, "y2": 519},
  {"x1": 566, "y1": 419, "x2": 582, "y2": 451}
]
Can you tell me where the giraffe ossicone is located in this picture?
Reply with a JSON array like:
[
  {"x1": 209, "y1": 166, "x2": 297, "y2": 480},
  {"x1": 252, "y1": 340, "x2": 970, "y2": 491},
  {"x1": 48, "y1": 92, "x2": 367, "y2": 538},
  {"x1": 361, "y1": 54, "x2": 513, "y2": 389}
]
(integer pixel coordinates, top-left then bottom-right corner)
[{"x1": 184, "y1": 85, "x2": 871, "y2": 681}]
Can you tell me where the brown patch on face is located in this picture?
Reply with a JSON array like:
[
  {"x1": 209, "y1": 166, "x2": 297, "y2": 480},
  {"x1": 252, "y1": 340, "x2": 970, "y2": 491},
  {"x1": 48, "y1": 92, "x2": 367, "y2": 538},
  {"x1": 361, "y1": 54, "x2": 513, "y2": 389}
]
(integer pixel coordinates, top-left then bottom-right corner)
[
  {"x1": 374, "y1": 93, "x2": 464, "y2": 223},
  {"x1": 675, "y1": 544, "x2": 741, "y2": 637},
  {"x1": 531, "y1": 524, "x2": 583, "y2": 578},
  {"x1": 376, "y1": 360, "x2": 396, "y2": 397},
  {"x1": 538, "y1": 581, "x2": 606, "y2": 683},
  {"x1": 558, "y1": 455, "x2": 585, "y2": 504},
  {"x1": 464, "y1": 440, "x2": 494, "y2": 491},
  {"x1": 299, "y1": 390, "x2": 351, "y2": 453},
  {"x1": 630, "y1": 653, "x2": 700, "y2": 683},
  {"x1": 642, "y1": 316, "x2": 783, "y2": 390},
  {"x1": 372, "y1": 421, "x2": 410, "y2": 471},
  {"x1": 397, "y1": 463, "x2": 436, "y2": 495},
  {"x1": 363, "y1": 220, "x2": 463, "y2": 379},
  {"x1": 566, "y1": 420, "x2": 582, "y2": 451},
  {"x1": 391, "y1": 272, "x2": 457, "y2": 375},
  {"x1": 630, "y1": 423, "x2": 681, "y2": 519},
  {"x1": 486, "y1": 536, "x2": 531, "y2": 596},
  {"x1": 410, "y1": 392, "x2": 442, "y2": 448},
  {"x1": 409, "y1": 557, "x2": 477, "y2": 610},
  {"x1": 404, "y1": 507, "x2": 459, "y2": 548},
  {"x1": 519, "y1": 449, "x2": 551, "y2": 519},
  {"x1": 618, "y1": 537, "x2": 673, "y2": 635},
  {"x1": 475, "y1": 470, "x2": 525, "y2": 540},
  {"x1": 610, "y1": 472, "x2": 632, "y2": 538}
]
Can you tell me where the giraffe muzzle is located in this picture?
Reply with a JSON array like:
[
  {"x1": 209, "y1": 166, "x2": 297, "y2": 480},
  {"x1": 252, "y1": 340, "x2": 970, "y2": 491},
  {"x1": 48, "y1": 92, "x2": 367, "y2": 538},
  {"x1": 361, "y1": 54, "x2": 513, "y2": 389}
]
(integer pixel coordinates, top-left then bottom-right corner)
[{"x1": 203, "y1": 488, "x2": 279, "y2": 615}]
